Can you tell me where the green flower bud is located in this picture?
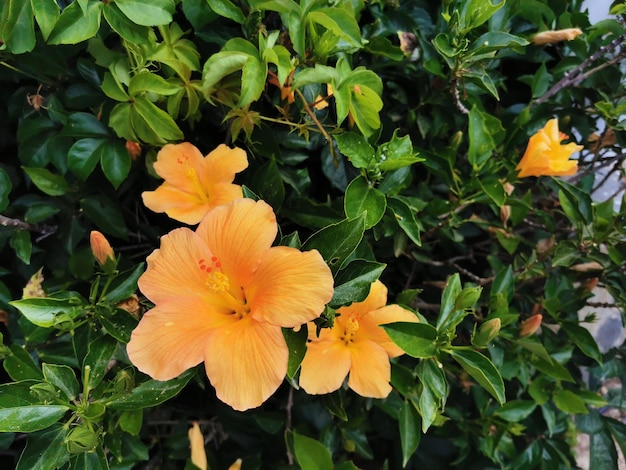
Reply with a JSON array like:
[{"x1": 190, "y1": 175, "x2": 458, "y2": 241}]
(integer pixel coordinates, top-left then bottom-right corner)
[
  {"x1": 65, "y1": 425, "x2": 99, "y2": 454},
  {"x1": 472, "y1": 318, "x2": 501, "y2": 347},
  {"x1": 454, "y1": 286, "x2": 482, "y2": 310}
]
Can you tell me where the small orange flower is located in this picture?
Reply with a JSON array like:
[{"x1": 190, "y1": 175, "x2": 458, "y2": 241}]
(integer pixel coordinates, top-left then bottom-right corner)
[
  {"x1": 516, "y1": 119, "x2": 582, "y2": 178},
  {"x1": 142, "y1": 143, "x2": 248, "y2": 225},
  {"x1": 520, "y1": 314, "x2": 542, "y2": 337},
  {"x1": 90, "y1": 231, "x2": 115, "y2": 266},
  {"x1": 127, "y1": 199, "x2": 334, "y2": 411},
  {"x1": 299, "y1": 281, "x2": 419, "y2": 398}
]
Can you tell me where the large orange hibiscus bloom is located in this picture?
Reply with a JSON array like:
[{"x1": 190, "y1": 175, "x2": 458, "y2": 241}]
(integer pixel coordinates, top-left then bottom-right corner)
[
  {"x1": 516, "y1": 119, "x2": 582, "y2": 178},
  {"x1": 142, "y1": 142, "x2": 248, "y2": 225},
  {"x1": 299, "y1": 280, "x2": 418, "y2": 399},
  {"x1": 127, "y1": 199, "x2": 334, "y2": 411}
]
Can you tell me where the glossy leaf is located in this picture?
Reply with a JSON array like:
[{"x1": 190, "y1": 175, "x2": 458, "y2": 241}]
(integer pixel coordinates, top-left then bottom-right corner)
[
  {"x1": 436, "y1": 273, "x2": 462, "y2": 331},
  {"x1": 10, "y1": 297, "x2": 82, "y2": 328},
  {"x1": 0, "y1": 405, "x2": 69, "y2": 432},
  {"x1": 383, "y1": 322, "x2": 438, "y2": 358},
  {"x1": 3, "y1": 0, "x2": 36, "y2": 53},
  {"x1": 67, "y1": 138, "x2": 108, "y2": 180},
  {"x1": 282, "y1": 326, "x2": 308, "y2": 379},
  {"x1": 344, "y1": 176, "x2": 387, "y2": 229},
  {"x1": 495, "y1": 400, "x2": 537, "y2": 422},
  {"x1": 15, "y1": 424, "x2": 69, "y2": 470},
  {"x1": 22, "y1": 167, "x2": 69, "y2": 196},
  {"x1": 114, "y1": 0, "x2": 174, "y2": 26},
  {"x1": 335, "y1": 132, "x2": 375, "y2": 169},
  {"x1": 449, "y1": 349, "x2": 505, "y2": 404},
  {"x1": 48, "y1": 0, "x2": 103, "y2": 45},
  {"x1": 330, "y1": 259, "x2": 386, "y2": 308},
  {"x1": 84, "y1": 333, "x2": 118, "y2": 390},
  {"x1": 399, "y1": 400, "x2": 421, "y2": 467},
  {"x1": 43, "y1": 363, "x2": 79, "y2": 400},
  {"x1": 293, "y1": 432, "x2": 333, "y2": 470},
  {"x1": 3, "y1": 344, "x2": 44, "y2": 381},
  {"x1": 99, "y1": 139, "x2": 132, "y2": 189}
]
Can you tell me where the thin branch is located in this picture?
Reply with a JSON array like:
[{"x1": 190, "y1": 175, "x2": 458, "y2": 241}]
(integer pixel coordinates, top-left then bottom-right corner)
[
  {"x1": 285, "y1": 386, "x2": 294, "y2": 465},
  {"x1": 451, "y1": 77, "x2": 470, "y2": 115},
  {"x1": 533, "y1": 33, "x2": 626, "y2": 107},
  {"x1": 294, "y1": 88, "x2": 338, "y2": 164},
  {"x1": 0, "y1": 214, "x2": 57, "y2": 241}
]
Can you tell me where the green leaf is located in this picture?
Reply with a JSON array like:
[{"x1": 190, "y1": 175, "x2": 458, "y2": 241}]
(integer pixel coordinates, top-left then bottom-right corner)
[
  {"x1": 417, "y1": 359, "x2": 448, "y2": 400},
  {"x1": 105, "y1": 369, "x2": 195, "y2": 410},
  {"x1": 81, "y1": 195, "x2": 129, "y2": 239},
  {"x1": 22, "y1": 167, "x2": 69, "y2": 196},
  {"x1": 250, "y1": 159, "x2": 285, "y2": 211},
  {"x1": 62, "y1": 112, "x2": 111, "y2": 138},
  {"x1": 449, "y1": 349, "x2": 505, "y2": 404},
  {"x1": 10, "y1": 230, "x2": 32, "y2": 265},
  {"x1": 114, "y1": 0, "x2": 174, "y2": 26},
  {"x1": 207, "y1": 0, "x2": 245, "y2": 23},
  {"x1": 293, "y1": 432, "x2": 333, "y2": 470},
  {"x1": 554, "y1": 179, "x2": 593, "y2": 225},
  {"x1": 589, "y1": 427, "x2": 619, "y2": 470},
  {"x1": 48, "y1": 0, "x2": 103, "y2": 45},
  {"x1": 309, "y1": 8, "x2": 362, "y2": 48},
  {"x1": 605, "y1": 417, "x2": 626, "y2": 461},
  {"x1": 335, "y1": 132, "x2": 375, "y2": 169},
  {"x1": 344, "y1": 176, "x2": 387, "y2": 229},
  {"x1": 468, "y1": 106, "x2": 504, "y2": 169},
  {"x1": 0, "y1": 405, "x2": 69, "y2": 432},
  {"x1": 84, "y1": 334, "x2": 118, "y2": 390},
  {"x1": 3, "y1": 344, "x2": 44, "y2": 381},
  {"x1": 102, "y1": 71, "x2": 130, "y2": 102},
  {"x1": 119, "y1": 409, "x2": 143, "y2": 436},
  {"x1": 468, "y1": 32, "x2": 528, "y2": 56},
  {"x1": 129, "y1": 71, "x2": 181, "y2": 97},
  {"x1": 330, "y1": 259, "x2": 386, "y2": 308},
  {"x1": 561, "y1": 323, "x2": 602, "y2": 365},
  {"x1": 99, "y1": 309, "x2": 139, "y2": 344},
  {"x1": 383, "y1": 322, "x2": 437, "y2": 358},
  {"x1": 553, "y1": 389, "x2": 588, "y2": 414},
  {"x1": 377, "y1": 130, "x2": 422, "y2": 171},
  {"x1": 16, "y1": 424, "x2": 69, "y2": 470},
  {"x1": 103, "y1": 263, "x2": 145, "y2": 303},
  {"x1": 399, "y1": 400, "x2": 421, "y2": 467},
  {"x1": 100, "y1": 139, "x2": 132, "y2": 189},
  {"x1": 0, "y1": 167, "x2": 12, "y2": 211},
  {"x1": 460, "y1": 0, "x2": 505, "y2": 31},
  {"x1": 436, "y1": 273, "x2": 462, "y2": 331},
  {"x1": 527, "y1": 354, "x2": 574, "y2": 383},
  {"x1": 3, "y1": 0, "x2": 36, "y2": 53},
  {"x1": 302, "y1": 215, "x2": 366, "y2": 274},
  {"x1": 32, "y1": 0, "x2": 60, "y2": 41},
  {"x1": 131, "y1": 95, "x2": 184, "y2": 144},
  {"x1": 10, "y1": 297, "x2": 82, "y2": 328},
  {"x1": 283, "y1": 326, "x2": 308, "y2": 379},
  {"x1": 68, "y1": 138, "x2": 108, "y2": 180},
  {"x1": 495, "y1": 400, "x2": 537, "y2": 422},
  {"x1": 102, "y1": 2, "x2": 151, "y2": 44},
  {"x1": 387, "y1": 197, "x2": 422, "y2": 246},
  {"x1": 43, "y1": 364, "x2": 80, "y2": 400}
]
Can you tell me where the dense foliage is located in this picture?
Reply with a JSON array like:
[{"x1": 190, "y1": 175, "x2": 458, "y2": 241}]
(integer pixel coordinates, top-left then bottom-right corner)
[{"x1": 2, "y1": 0, "x2": 626, "y2": 468}]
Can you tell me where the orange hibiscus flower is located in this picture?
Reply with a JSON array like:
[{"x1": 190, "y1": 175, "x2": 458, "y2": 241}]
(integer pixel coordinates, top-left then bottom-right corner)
[
  {"x1": 127, "y1": 199, "x2": 334, "y2": 411},
  {"x1": 299, "y1": 280, "x2": 418, "y2": 399},
  {"x1": 516, "y1": 119, "x2": 582, "y2": 178},
  {"x1": 142, "y1": 142, "x2": 248, "y2": 225}
]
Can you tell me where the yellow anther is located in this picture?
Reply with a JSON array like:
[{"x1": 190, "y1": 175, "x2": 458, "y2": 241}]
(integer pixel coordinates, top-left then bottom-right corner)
[{"x1": 206, "y1": 272, "x2": 230, "y2": 293}]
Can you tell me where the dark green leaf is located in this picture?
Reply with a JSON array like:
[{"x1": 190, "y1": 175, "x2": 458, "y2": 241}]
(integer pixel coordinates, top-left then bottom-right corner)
[
  {"x1": 68, "y1": 138, "x2": 108, "y2": 180},
  {"x1": 554, "y1": 179, "x2": 593, "y2": 225},
  {"x1": 251, "y1": 159, "x2": 285, "y2": 211},
  {"x1": 449, "y1": 349, "x2": 505, "y2": 404},
  {"x1": 3, "y1": 344, "x2": 44, "y2": 381},
  {"x1": 62, "y1": 112, "x2": 110, "y2": 138},
  {"x1": 383, "y1": 322, "x2": 437, "y2": 358},
  {"x1": 495, "y1": 400, "x2": 537, "y2": 422},
  {"x1": 16, "y1": 424, "x2": 69, "y2": 470},
  {"x1": 436, "y1": 273, "x2": 461, "y2": 331},
  {"x1": 282, "y1": 326, "x2": 308, "y2": 379},
  {"x1": 100, "y1": 139, "x2": 132, "y2": 189},
  {"x1": 10, "y1": 230, "x2": 32, "y2": 265},
  {"x1": 105, "y1": 369, "x2": 195, "y2": 410},
  {"x1": 562, "y1": 323, "x2": 602, "y2": 365},
  {"x1": 22, "y1": 167, "x2": 69, "y2": 196},
  {"x1": 103, "y1": 263, "x2": 145, "y2": 303},
  {"x1": 377, "y1": 130, "x2": 422, "y2": 171},
  {"x1": 84, "y1": 334, "x2": 118, "y2": 390},
  {"x1": 468, "y1": 106, "x2": 504, "y2": 169},
  {"x1": 302, "y1": 215, "x2": 366, "y2": 274},
  {"x1": 330, "y1": 259, "x2": 386, "y2": 308},
  {"x1": 119, "y1": 409, "x2": 143, "y2": 436},
  {"x1": 417, "y1": 359, "x2": 448, "y2": 401},
  {"x1": 399, "y1": 400, "x2": 421, "y2": 467},
  {"x1": 0, "y1": 167, "x2": 11, "y2": 211},
  {"x1": 387, "y1": 197, "x2": 422, "y2": 246},
  {"x1": 335, "y1": 132, "x2": 375, "y2": 169},
  {"x1": 81, "y1": 195, "x2": 129, "y2": 239},
  {"x1": 99, "y1": 309, "x2": 139, "y2": 343},
  {"x1": 0, "y1": 405, "x2": 69, "y2": 432},
  {"x1": 43, "y1": 363, "x2": 79, "y2": 400}
]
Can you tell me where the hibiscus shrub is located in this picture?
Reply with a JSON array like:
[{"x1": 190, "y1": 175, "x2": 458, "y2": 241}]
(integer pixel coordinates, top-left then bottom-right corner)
[{"x1": 2, "y1": 0, "x2": 626, "y2": 469}]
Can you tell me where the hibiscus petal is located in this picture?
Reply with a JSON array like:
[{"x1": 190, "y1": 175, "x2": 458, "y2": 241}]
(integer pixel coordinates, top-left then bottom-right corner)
[
  {"x1": 138, "y1": 228, "x2": 214, "y2": 305},
  {"x1": 357, "y1": 305, "x2": 419, "y2": 357},
  {"x1": 248, "y1": 246, "x2": 333, "y2": 327},
  {"x1": 203, "y1": 317, "x2": 288, "y2": 411},
  {"x1": 337, "y1": 280, "x2": 387, "y2": 319},
  {"x1": 142, "y1": 184, "x2": 210, "y2": 225},
  {"x1": 196, "y1": 199, "x2": 277, "y2": 287},
  {"x1": 299, "y1": 340, "x2": 351, "y2": 394},
  {"x1": 153, "y1": 143, "x2": 205, "y2": 189},
  {"x1": 199, "y1": 144, "x2": 248, "y2": 187},
  {"x1": 347, "y1": 340, "x2": 392, "y2": 398},
  {"x1": 127, "y1": 297, "x2": 231, "y2": 381},
  {"x1": 207, "y1": 183, "x2": 244, "y2": 208}
]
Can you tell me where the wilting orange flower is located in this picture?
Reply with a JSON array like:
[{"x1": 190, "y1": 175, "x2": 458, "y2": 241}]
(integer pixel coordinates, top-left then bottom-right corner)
[
  {"x1": 125, "y1": 140, "x2": 142, "y2": 160},
  {"x1": 299, "y1": 280, "x2": 418, "y2": 398},
  {"x1": 127, "y1": 199, "x2": 334, "y2": 411},
  {"x1": 90, "y1": 231, "x2": 115, "y2": 266},
  {"x1": 142, "y1": 143, "x2": 248, "y2": 225},
  {"x1": 532, "y1": 28, "x2": 583, "y2": 45},
  {"x1": 188, "y1": 422, "x2": 207, "y2": 470},
  {"x1": 516, "y1": 119, "x2": 582, "y2": 178}
]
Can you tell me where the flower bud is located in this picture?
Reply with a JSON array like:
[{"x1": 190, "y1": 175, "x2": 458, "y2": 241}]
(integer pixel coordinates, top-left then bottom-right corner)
[
  {"x1": 229, "y1": 458, "x2": 243, "y2": 470},
  {"x1": 125, "y1": 141, "x2": 142, "y2": 160},
  {"x1": 500, "y1": 205, "x2": 511, "y2": 226},
  {"x1": 454, "y1": 286, "x2": 482, "y2": 310},
  {"x1": 116, "y1": 294, "x2": 141, "y2": 317},
  {"x1": 532, "y1": 28, "x2": 583, "y2": 45},
  {"x1": 520, "y1": 314, "x2": 542, "y2": 337},
  {"x1": 90, "y1": 231, "x2": 115, "y2": 267},
  {"x1": 66, "y1": 425, "x2": 99, "y2": 454},
  {"x1": 189, "y1": 422, "x2": 207, "y2": 470},
  {"x1": 472, "y1": 318, "x2": 501, "y2": 347}
]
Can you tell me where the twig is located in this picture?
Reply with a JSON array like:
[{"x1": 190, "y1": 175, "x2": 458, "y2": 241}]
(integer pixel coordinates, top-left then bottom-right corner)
[
  {"x1": 586, "y1": 301, "x2": 619, "y2": 309},
  {"x1": 0, "y1": 214, "x2": 57, "y2": 241},
  {"x1": 451, "y1": 77, "x2": 470, "y2": 115},
  {"x1": 294, "y1": 88, "x2": 337, "y2": 164},
  {"x1": 285, "y1": 386, "x2": 294, "y2": 465},
  {"x1": 533, "y1": 32, "x2": 626, "y2": 107}
]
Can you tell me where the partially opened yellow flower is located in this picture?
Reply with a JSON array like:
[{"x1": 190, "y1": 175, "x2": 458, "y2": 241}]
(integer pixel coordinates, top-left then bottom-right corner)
[
  {"x1": 142, "y1": 142, "x2": 248, "y2": 225},
  {"x1": 127, "y1": 199, "x2": 334, "y2": 411},
  {"x1": 299, "y1": 280, "x2": 418, "y2": 399},
  {"x1": 516, "y1": 119, "x2": 582, "y2": 178}
]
